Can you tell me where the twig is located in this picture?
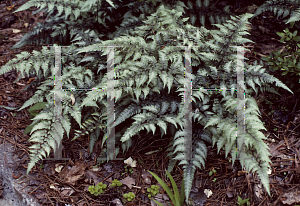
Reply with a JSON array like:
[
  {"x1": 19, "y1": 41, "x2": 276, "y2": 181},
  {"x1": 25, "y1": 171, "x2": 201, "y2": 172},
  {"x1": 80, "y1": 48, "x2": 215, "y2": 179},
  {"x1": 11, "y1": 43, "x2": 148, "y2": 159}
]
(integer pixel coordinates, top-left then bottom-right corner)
[{"x1": 291, "y1": 97, "x2": 299, "y2": 114}]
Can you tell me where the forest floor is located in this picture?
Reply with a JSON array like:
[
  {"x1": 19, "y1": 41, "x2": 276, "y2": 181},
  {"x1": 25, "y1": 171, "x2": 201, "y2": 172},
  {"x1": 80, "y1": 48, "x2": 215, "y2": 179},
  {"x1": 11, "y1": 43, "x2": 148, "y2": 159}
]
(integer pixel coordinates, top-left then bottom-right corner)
[{"x1": 1, "y1": 0, "x2": 300, "y2": 205}]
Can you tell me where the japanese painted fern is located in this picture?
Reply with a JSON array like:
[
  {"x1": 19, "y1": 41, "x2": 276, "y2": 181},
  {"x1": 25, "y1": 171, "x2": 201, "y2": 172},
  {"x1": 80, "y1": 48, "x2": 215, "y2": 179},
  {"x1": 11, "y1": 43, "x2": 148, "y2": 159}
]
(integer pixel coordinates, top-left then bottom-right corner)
[
  {"x1": 75, "y1": 3, "x2": 292, "y2": 202},
  {"x1": 252, "y1": 0, "x2": 300, "y2": 26}
]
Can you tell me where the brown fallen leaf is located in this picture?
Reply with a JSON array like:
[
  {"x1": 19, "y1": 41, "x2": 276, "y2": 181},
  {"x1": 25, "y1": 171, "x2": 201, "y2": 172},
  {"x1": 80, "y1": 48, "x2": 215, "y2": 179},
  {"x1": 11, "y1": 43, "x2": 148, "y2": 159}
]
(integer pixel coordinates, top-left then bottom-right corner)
[
  {"x1": 120, "y1": 176, "x2": 135, "y2": 189},
  {"x1": 281, "y1": 190, "x2": 300, "y2": 205},
  {"x1": 58, "y1": 161, "x2": 87, "y2": 185},
  {"x1": 6, "y1": 5, "x2": 15, "y2": 11},
  {"x1": 27, "y1": 77, "x2": 36, "y2": 84},
  {"x1": 258, "y1": 25, "x2": 270, "y2": 34}
]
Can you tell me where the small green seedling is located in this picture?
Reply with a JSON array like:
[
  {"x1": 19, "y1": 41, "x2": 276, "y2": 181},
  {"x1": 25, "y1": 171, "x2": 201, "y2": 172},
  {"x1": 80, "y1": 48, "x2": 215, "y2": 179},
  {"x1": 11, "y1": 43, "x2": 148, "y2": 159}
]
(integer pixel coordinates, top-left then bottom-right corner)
[
  {"x1": 88, "y1": 182, "x2": 107, "y2": 196},
  {"x1": 237, "y1": 196, "x2": 250, "y2": 206},
  {"x1": 123, "y1": 192, "x2": 135, "y2": 202},
  {"x1": 110, "y1": 179, "x2": 122, "y2": 187},
  {"x1": 147, "y1": 185, "x2": 160, "y2": 198},
  {"x1": 122, "y1": 165, "x2": 133, "y2": 175},
  {"x1": 261, "y1": 25, "x2": 300, "y2": 91},
  {"x1": 209, "y1": 168, "x2": 217, "y2": 176}
]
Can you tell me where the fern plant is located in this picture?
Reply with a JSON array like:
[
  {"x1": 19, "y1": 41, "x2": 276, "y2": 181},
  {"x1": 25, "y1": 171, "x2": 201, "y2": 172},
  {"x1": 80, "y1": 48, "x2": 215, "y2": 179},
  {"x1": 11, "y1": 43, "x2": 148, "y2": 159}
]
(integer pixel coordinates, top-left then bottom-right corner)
[
  {"x1": 74, "y1": 2, "x2": 293, "y2": 203},
  {"x1": 0, "y1": 42, "x2": 110, "y2": 174},
  {"x1": 9, "y1": 0, "x2": 119, "y2": 49},
  {"x1": 9, "y1": 0, "x2": 238, "y2": 57},
  {"x1": 112, "y1": 0, "x2": 235, "y2": 41},
  {"x1": 183, "y1": 0, "x2": 233, "y2": 28},
  {"x1": 251, "y1": 0, "x2": 300, "y2": 28},
  {"x1": 10, "y1": 0, "x2": 176, "y2": 49}
]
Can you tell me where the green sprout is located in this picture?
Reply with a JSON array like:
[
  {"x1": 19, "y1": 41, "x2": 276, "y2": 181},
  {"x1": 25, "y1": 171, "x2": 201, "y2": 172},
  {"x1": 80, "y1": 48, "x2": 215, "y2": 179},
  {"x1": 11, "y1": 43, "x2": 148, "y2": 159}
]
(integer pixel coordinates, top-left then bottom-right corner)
[
  {"x1": 110, "y1": 179, "x2": 122, "y2": 187},
  {"x1": 123, "y1": 192, "x2": 135, "y2": 202},
  {"x1": 237, "y1": 196, "x2": 250, "y2": 206},
  {"x1": 261, "y1": 25, "x2": 300, "y2": 92},
  {"x1": 147, "y1": 185, "x2": 160, "y2": 198},
  {"x1": 88, "y1": 182, "x2": 107, "y2": 196},
  {"x1": 209, "y1": 168, "x2": 217, "y2": 176},
  {"x1": 122, "y1": 165, "x2": 133, "y2": 175}
]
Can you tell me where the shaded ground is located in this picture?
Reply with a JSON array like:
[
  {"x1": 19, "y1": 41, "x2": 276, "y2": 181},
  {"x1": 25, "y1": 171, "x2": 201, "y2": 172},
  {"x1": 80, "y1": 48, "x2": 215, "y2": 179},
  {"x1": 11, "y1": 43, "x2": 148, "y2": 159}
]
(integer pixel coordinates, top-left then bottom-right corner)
[{"x1": 1, "y1": 0, "x2": 300, "y2": 205}]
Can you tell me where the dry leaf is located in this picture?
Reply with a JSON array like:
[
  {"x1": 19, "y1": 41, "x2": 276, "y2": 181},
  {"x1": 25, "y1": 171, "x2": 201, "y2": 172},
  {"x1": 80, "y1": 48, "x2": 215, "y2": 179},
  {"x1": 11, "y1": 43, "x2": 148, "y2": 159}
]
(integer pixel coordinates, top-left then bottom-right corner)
[
  {"x1": 124, "y1": 157, "x2": 137, "y2": 167},
  {"x1": 267, "y1": 168, "x2": 272, "y2": 175},
  {"x1": 281, "y1": 190, "x2": 300, "y2": 205},
  {"x1": 120, "y1": 176, "x2": 135, "y2": 189},
  {"x1": 12, "y1": 29, "x2": 21, "y2": 34},
  {"x1": 55, "y1": 163, "x2": 64, "y2": 173},
  {"x1": 70, "y1": 93, "x2": 75, "y2": 105},
  {"x1": 58, "y1": 162, "x2": 87, "y2": 185},
  {"x1": 254, "y1": 184, "x2": 263, "y2": 200},
  {"x1": 247, "y1": 4, "x2": 258, "y2": 13},
  {"x1": 90, "y1": 167, "x2": 101, "y2": 172},
  {"x1": 111, "y1": 198, "x2": 123, "y2": 206},
  {"x1": 258, "y1": 25, "x2": 270, "y2": 34},
  {"x1": 204, "y1": 189, "x2": 213, "y2": 198},
  {"x1": 85, "y1": 170, "x2": 101, "y2": 185},
  {"x1": 50, "y1": 184, "x2": 59, "y2": 191},
  {"x1": 151, "y1": 193, "x2": 170, "y2": 206},
  {"x1": 27, "y1": 77, "x2": 36, "y2": 84},
  {"x1": 60, "y1": 188, "x2": 75, "y2": 196},
  {"x1": 238, "y1": 170, "x2": 247, "y2": 176},
  {"x1": 6, "y1": 5, "x2": 15, "y2": 10}
]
